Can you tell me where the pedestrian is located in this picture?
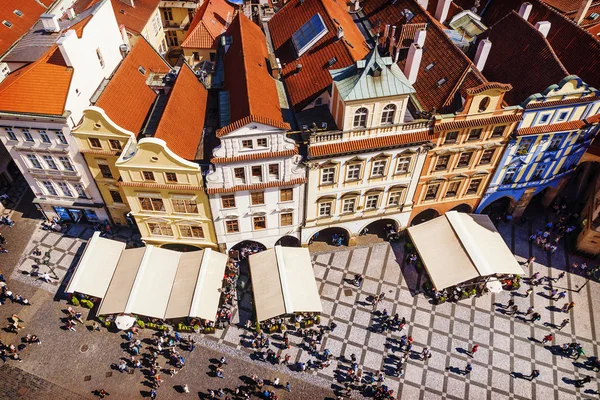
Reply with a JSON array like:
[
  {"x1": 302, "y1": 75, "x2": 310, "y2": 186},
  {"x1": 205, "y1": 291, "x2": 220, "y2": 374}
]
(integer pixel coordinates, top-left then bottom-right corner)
[
  {"x1": 420, "y1": 347, "x2": 431, "y2": 361},
  {"x1": 556, "y1": 291, "x2": 566, "y2": 301},
  {"x1": 508, "y1": 305, "x2": 519, "y2": 316},
  {"x1": 566, "y1": 301, "x2": 575, "y2": 312},
  {"x1": 285, "y1": 382, "x2": 291, "y2": 392},
  {"x1": 542, "y1": 334, "x2": 553, "y2": 344},
  {"x1": 550, "y1": 289, "x2": 558, "y2": 298},
  {"x1": 559, "y1": 319, "x2": 570, "y2": 330},
  {"x1": 470, "y1": 344, "x2": 479, "y2": 357},
  {"x1": 150, "y1": 389, "x2": 157, "y2": 399},
  {"x1": 530, "y1": 312, "x2": 541, "y2": 323},
  {"x1": 576, "y1": 346, "x2": 586, "y2": 360},
  {"x1": 189, "y1": 338, "x2": 195, "y2": 352},
  {"x1": 555, "y1": 272, "x2": 566, "y2": 282},
  {"x1": 465, "y1": 362, "x2": 472, "y2": 375},
  {"x1": 506, "y1": 299, "x2": 515, "y2": 309},
  {"x1": 525, "y1": 288, "x2": 533, "y2": 297},
  {"x1": 527, "y1": 369, "x2": 540, "y2": 381},
  {"x1": 183, "y1": 384, "x2": 189, "y2": 393},
  {"x1": 526, "y1": 306, "x2": 534, "y2": 315},
  {"x1": 575, "y1": 376, "x2": 593, "y2": 388}
]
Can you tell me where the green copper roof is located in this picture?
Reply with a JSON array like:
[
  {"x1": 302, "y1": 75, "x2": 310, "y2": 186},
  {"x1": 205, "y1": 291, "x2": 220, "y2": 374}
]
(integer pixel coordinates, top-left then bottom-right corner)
[{"x1": 329, "y1": 47, "x2": 415, "y2": 102}]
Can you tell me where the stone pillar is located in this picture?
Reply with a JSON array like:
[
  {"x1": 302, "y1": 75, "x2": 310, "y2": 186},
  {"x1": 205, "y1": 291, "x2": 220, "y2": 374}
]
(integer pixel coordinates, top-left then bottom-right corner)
[
  {"x1": 541, "y1": 178, "x2": 568, "y2": 208},
  {"x1": 511, "y1": 188, "x2": 535, "y2": 217}
]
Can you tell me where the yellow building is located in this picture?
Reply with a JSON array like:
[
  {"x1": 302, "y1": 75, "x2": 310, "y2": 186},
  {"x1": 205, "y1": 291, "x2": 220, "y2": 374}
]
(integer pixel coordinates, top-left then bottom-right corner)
[
  {"x1": 112, "y1": 0, "x2": 168, "y2": 55},
  {"x1": 160, "y1": 1, "x2": 201, "y2": 64}
]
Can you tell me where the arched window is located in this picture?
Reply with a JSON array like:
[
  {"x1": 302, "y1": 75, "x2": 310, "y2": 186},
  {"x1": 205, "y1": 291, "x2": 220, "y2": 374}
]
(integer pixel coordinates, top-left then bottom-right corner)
[
  {"x1": 353, "y1": 107, "x2": 369, "y2": 128},
  {"x1": 381, "y1": 104, "x2": 396, "y2": 125}
]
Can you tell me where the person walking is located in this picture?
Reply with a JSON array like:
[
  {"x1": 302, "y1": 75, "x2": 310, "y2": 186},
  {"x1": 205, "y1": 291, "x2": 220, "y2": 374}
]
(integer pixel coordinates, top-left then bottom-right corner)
[
  {"x1": 183, "y1": 384, "x2": 189, "y2": 393},
  {"x1": 526, "y1": 369, "x2": 540, "y2": 381},
  {"x1": 559, "y1": 319, "x2": 570, "y2": 330},
  {"x1": 556, "y1": 291, "x2": 567, "y2": 301},
  {"x1": 542, "y1": 334, "x2": 553, "y2": 344},
  {"x1": 576, "y1": 346, "x2": 586, "y2": 360},
  {"x1": 574, "y1": 376, "x2": 593, "y2": 388},
  {"x1": 525, "y1": 288, "x2": 533, "y2": 297},
  {"x1": 465, "y1": 362, "x2": 472, "y2": 375},
  {"x1": 150, "y1": 389, "x2": 157, "y2": 399},
  {"x1": 469, "y1": 344, "x2": 479, "y2": 357},
  {"x1": 530, "y1": 312, "x2": 541, "y2": 323},
  {"x1": 285, "y1": 382, "x2": 291, "y2": 392}
]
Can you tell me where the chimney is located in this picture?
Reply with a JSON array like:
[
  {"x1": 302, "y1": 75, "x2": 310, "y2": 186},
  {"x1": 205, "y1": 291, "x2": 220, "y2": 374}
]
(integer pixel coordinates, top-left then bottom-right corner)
[
  {"x1": 394, "y1": 44, "x2": 401, "y2": 63},
  {"x1": 535, "y1": 21, "x2": 551, "y2": 37},
  {"x1": 120, "y1": 25, "x2": 130, "y2": 48},
  {"x1": 390, "y1": 25, "x2": 397, "y2": 41},
  {"x1": 574, "y1": 0, "x2": 593, "y2": 25},
  {"x1": 383, "y1": 24, "x2": 390, "y2": 39},
  {"x1": 296, "y1": 63, "x2": 302, "y2": 73},
  {"x1": 416, "y1": 0, "x2": 429, "y2": 9},
  {"x1": 404, "y1": 43, "x2": 423, "y2": 84},
  {"x1": 66, "y1": 7, "x2": 76, "y2": 19},
  {"x1": 57, "y1": 29, "x2": 78, "y2": 67},
  {"x1": 474, "y1": 39, "x2": 491, "y2": 71},
  {"x1": 120, "y1": 0, "x2": 135, "y2": 6},
  {"x1": 40, "y1": 14, "x2": 60, "y2": 33},
  {"x1": 337, "y1": 26, "x2": 344, "y2": 40},
  {"x1": 435, "y1": 0, "x2": 452, "y2": 24},
  {"x1": 518, "y1": 2, "x2": 532, "y2": 20},
  {"x1": 354, "y1": 0, "x2": 361, "y2": 11},
  {"x1": 414, "y1": 28, "x2": 426, "y2": 47}
]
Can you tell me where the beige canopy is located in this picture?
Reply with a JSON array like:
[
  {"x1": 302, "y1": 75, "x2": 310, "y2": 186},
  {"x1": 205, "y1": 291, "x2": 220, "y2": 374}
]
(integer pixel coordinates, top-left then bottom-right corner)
[
  {"x1": 407, "y1": 211, "x2": 524, "y2": 291},
  {"x1": 249, "y1": 246, "x2": 322, "y2": 322}
]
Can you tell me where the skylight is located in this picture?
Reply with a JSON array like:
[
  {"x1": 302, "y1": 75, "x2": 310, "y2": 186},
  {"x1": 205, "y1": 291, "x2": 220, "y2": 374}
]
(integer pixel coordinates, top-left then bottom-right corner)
[
  {"x1": 13, "y1": 10, "x2": 23, "y2": 17},
  {"x1": 2, "y1": 20, "x2": 12, "y2": 28},
  {"x1": 292, "y1": 13, "x2": 328, "y2": 57}
]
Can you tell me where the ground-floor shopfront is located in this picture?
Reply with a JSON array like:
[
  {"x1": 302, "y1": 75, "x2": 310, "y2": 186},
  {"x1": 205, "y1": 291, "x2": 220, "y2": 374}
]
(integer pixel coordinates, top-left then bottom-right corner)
[{"x1": 33, "y1": 198, "x2": 109, "y2": 224}]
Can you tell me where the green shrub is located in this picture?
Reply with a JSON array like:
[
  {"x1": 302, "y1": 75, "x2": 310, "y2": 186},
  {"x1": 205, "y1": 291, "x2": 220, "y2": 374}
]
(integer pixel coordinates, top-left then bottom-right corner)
[
  {"x1": 404, "y1": 242, "x2": 414, "y2": 251},
  {"x1": 315, "y1": 315, "x2": 321, "y2": 324},
  {"x1": 255, "y1": 321, "x2": 262, "y2": 333},
  {"x1": 158, "y1": 325, "x2": 168, "y2": 331},
  {"x1": 438, "y1": 296, "x2": 446, "y2": 304},
  {"x1": 81, "y1": 299, "x2": 94, "y2": 309},
  {"x1": 70, "y1": 297, "x2": 80, "y2": 306},
  {"x1": 137, "y1": 320, "x2": 145, "y2": 329},
  {"x1": 204, "y1": 326, "x2": 215, "y2": 334}
]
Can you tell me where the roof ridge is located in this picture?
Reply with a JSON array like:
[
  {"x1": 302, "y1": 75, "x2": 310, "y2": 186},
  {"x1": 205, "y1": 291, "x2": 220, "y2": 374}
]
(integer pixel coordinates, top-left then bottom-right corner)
[{"x1": 235, "y1": 14, "x2": 256, "y2": 116}]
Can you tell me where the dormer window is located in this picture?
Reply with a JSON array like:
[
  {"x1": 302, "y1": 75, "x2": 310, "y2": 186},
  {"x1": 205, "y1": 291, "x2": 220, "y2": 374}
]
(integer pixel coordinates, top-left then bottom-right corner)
[
  {"x1": 381, "y1": 104, "x2": 396, "y2": 125},
  {"x1": 292, "y1": 13, "x2": 328, "y2": 57},
  {"x1": 353, "y1": 107, "x2": 368, "y2": 128}
]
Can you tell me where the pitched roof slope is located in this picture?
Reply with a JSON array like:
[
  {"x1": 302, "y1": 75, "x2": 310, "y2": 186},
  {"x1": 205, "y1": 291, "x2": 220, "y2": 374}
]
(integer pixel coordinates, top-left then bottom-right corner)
[
  {"x1": 0, "y1": 0, "x2": 49, "y2": 56},
  {"x1": 0, "y1": 46, "x2": 73, "y2": 116},
  {"x1": 154, "y1": 63, "x2": 208, "y2": 160},
  {"x1": 482, "y1": 11, "x2": 568, "y2": 105},
  {"x1": 96, "y1": 39, "x2": 171, "y2": 133},
  {"x1": 360, "y1": 0, "x2": 486, "y2": 113},
  {"x1": 111, "y1": 0, "x2": 160, "y2": 34},
  {"x1": 223, "y1": 14, "x2": 284, "y2": 127},
  {"x1": 269, "y1": 0, "x2": 370, "y2": 111},
  {"x1": 181, "y1": 0, "x2": 234, "y2": 49}
]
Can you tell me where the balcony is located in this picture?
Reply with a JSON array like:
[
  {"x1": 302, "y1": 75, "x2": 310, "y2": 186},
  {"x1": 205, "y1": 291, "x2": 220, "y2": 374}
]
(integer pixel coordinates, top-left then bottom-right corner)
[{"x1": 309, "y1": 120, "x2": 430, "y2": 145}]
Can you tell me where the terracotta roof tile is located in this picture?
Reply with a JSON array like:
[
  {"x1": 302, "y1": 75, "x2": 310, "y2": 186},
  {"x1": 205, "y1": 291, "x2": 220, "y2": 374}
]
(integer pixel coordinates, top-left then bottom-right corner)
[
  {"x1": 153, "y1": 63, "x2": 208, "y2": 160},
  {"x1": 585, "y1": 113, "x2": 600, "y2": 124},
  {"x1": 206, "y1": 177, "x2": 307, "y2": 194},
  {"x1": 111, "y1": 0, "x2": 160, "y2": 34},
  {"x1": 0, "y1": 46, "x2": 73, "y2": 116},
  {"x1": 212, "y1": 148, "x2": 298, "y2": 163},
  {"x1": 434, "y1": 114, "x2": 522, "y2": 132},
  {"x1": 181, "y1": 0, "x2": 233, "y2": 49},
  {"x1": 309, "y1": 130, "x2": 433, "y2": 158},
  {"x1": 516, "y1": 120, "x2": 585, "y2": 136},
  {"x1": 269, "y1": 0, "x2": 370, "y2": 111},
  {"x1": 525, "y1": 96, "x2": 599, "y2": 109},
  {"x1": 216, "y1": 115, "x2": 290, "y2": 137},
  {"x1": 0, "y1": 0, "x2": 49, "y2": 56},
  {"x1": 96, "y1": 38, "x2": 171, "y2": 133},
  {"x1": 118, "y1": 181, "x2": 204, "y2": 191},
  {"x1": 222, "y1": 15, "x2": 286, "y2": 130}
]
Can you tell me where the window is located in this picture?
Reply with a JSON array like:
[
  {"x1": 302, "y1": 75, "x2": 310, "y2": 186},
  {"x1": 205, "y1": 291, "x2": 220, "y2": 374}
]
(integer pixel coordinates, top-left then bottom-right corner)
[
  {"x1": 539, "y1": 114, "x2": 550, "y2": 124},
  {"x1": 57, "y1": 182, "x2": 72, "y2": 197},
  {"x1": 89, "y1": 138, "x2": 101, "y2": 148},
  {"x1": 342, "y1": 198, "x2": 356, "y2": 213},
  {"x1": 152, "y1": 13, "x2": 161, "y2": 35},
  {"x1": 165, "y1": 172, "x2": 177, "y2": 183},
  {"x1": 26, "y1": 154, "x2": 42, "y2": 169},
  {"x1": 381, "y1": 104, "x2": 396, "y2": 125},
  {"x1": 96, "y1": 48, "x2": 104, "y2": 68},
  {"x1": 55, "y1": 131, "x2": 67, "y2": 144},
  {"x1": 548, "y1": 137, "x2": 562, "y2": 151},
  {"x1": 109, "y1": 140, "x2": 122, "y2": 150},
  {"x1": 467, "y1": 128, "x2": 482, "y2": 141},
  {"x1": 142, "y1": 171, "x2": 155, "y2": 181},
  {"x1": 139, "y1": 197, "x2": 165, "y2": 211},
  {"x1": 268, "y1": 164, "x2": 279, "y2": 179},
  {"x1": 424, "y1": 184, "x2": 440, "y2": 200},
  {"x1": 251, "y1": 191, "x2": 265, "y2": 205},
  {"x1": 229, "y1": 168, "x2": 244, "y2": 185},
  {"x1": 162, "y1": 7, "x2": 173, "y2": 20},
  {"x1": 58, "y1": 157, "x2": 74, "y2": 171},
  {"x1": 225, "y1": 219, "x2": 239, "y2": 233},
  {"x1": 42, "y1": 155, "x2": 58, "y2": 170},
  {"x1": 321, "y1": 167, "x2": 335, "y2": 184},
  {"x1": 5, "y1": 128, "x2": 17, "y2": 141},
  {"x1": 532, "y1": 164, "x2": 546, "y2": 180},
  {"x1": 23, "y1": 129, "x2": 33, "y2": 142},
  {"x1": 346, "y1": 164, "x2": 361, "y2": 180},
  {"x1": 99, "y1": 164, "x2": 113, "y2": 179},
  {"x1": 444, "y1": 131, "x2": 458, "y2": 144},
  {"x1": 253, "y1": 216, "x2": 266, "y2": 230},
  {"x1": 371, "y1": 160, "x2": 386, "y2": 177},
  {"x1": 388, "y1": 190, "x2": 404, "y2": 206},
  {"x1": 435, "y1": 155, "x2": 449, "y2": 170},
  {"x1": 291, "y1": 13, "x2": 328, "y2": 57},
  {"x1": 221, "y1": 195, "x2": 236, "y2": 208},
  {"x1": 109, "y1": 190, "x2": 123, "y2": 203},
  {"x1": 396, "y1": 157, "x2": 411, "y2": 174},
  {"x1": 280, "y1": 188, "x2": 293, "y2": 202},
  {"x1": 74, "y1": 184, "x2": 86, "y2": 198},
  {"x1": 39, "y1": 130, "x2": 50, "y2": 143},
  {"x1": 257, "y1": 138, "x2": 267, "y2": 147},
  {"x1": 42, "y1": 181, "x2": 57, "y2": 195},
  {"x1": 14, "y1": 10, "x2": 23, "y2": 17},
  {"x1": 318, "y1": 202, "x2": 332, "y2": 217},
  {"x1": 167, "y1": 30, "x2": 178, "y2": 47},
  {"x1": 241, "y1": 140, "x2": 253, "y2": 149},
  {"x1": 478, "y1": 96, "x2": 491, "y2": 112},
  {"x1": 502, "y1": 167, "x2": 517, "y2": 184},
  {"x1": 353, "y1": 107, "x2": 368, "y2": 128},
  {"x1": 479, "y1": 149, "x2": 495, "y2": 165},
  {"x1": 3, "y1": 20, "x2": 13, "y2": 28},
  {"x1": 491, "y1": 125, "x2": 505, "y2": 137},
  {"x1": 467, "y1": 178, "x2": 482, "y2": 194},
  {"x1": 148, "y1": 222, "x2": 173, "y2": 236},
  {"x1": 171, "y1": 199, "x2": 198, "y2": 213},
  {"x1": 179, "y1": 225, "x2": 204, "y2": 238},
  {"x1": 365, "y1": 194, "x2": 379, "y2": 209},
  {"x1": 445, "y1": 181, "x2": 461, "y2": 197},
  {"x1": 557, "y1": 111, "x2": 568, "y2": 121},
  {"x1": 457, "y1": 152, "x2": 472, "y2": 168},
  {"x1": 251, "y1": 166, "x2": 262, "y2": 182},
  {"x1": 516, "y1": 138, "x2": 533, "y2": 155},
  {"x1": 280, "y1": 213, "x2": 293, "y2": 226}
]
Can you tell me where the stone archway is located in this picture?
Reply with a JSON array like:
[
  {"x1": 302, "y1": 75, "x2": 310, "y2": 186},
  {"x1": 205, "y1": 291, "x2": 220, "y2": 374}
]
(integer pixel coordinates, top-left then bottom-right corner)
[
  {"x1": 309, "y1": 227, "x2": 350, "y2": 247},
  {"x1": 275, "y1": 235, "x2": 301, "y2": 247},
  {"x1": 450, "y1": 204, "x2": 472, "y2": 213},
  {"x1": 481, "y1": 196, "x2": 516, "y2": 216},
  {"x1": 359, "y1": 218, "x2": 400, "y2": 241},
  {"x1": 410, "y1": 209, "x2": 440, "y2": 226}
]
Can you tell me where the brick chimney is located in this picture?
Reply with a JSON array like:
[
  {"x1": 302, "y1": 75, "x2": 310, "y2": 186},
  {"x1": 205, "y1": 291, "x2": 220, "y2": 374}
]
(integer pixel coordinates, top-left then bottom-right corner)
[
  {"x1": 474, "y1": 39, "x2": 491, "y2": 72},
  {"x1": 404, "y1": 43, "x2": 423, "y2": 84},
  {"x1": 574, "y1": 0, "x2": 593, "y2": 25},
  {"x1": 535, "y1": 21, "x2": 551, "y2": 38},
  {"x1": 518, "y1": 2, "x2": 532, "y2": 20},
  {"x1": 435, "y1": 0, "x2": 452, "y2": 24}
]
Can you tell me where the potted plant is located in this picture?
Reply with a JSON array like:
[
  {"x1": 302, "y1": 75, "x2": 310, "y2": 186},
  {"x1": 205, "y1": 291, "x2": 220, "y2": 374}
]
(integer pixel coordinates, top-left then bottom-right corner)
[
  {"x1": 71, "y1": 297, "x2": 80, "y2": 306},
  {"x1": 204, "y1": 326, "x2": 215, "y2": 334},
  {"x1": 137, "y1": 320, "x2": 145, "y2": 329},
  {"x1": 315, "y1": 315, "x2": 321, "y2": 324},
  {"x1": 255, "y1": 321, "x2": 262, "y2": 333},
  {"x1": 437, "y1": 296, "x2": 446, "y2": 304}
]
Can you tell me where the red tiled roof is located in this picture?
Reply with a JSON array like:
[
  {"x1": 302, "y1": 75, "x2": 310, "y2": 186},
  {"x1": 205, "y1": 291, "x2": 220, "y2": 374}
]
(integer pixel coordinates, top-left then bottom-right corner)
[
  {"x1": 111, "y1": 0, "x2": 160, "y2": 34},
  {"x1": 224, "y1": 14, "x2": 285, "y2": 128},
  {"x1": 360, "y1": 0, "x2": 487, "y2": 113},
  {"x1": 118, "y1": 181, "x2": 204, "y2": 191},
  {"x1": 181, "y1": 0, "x2": 233, "y2": 49},
  {"x1": 206, "y1": 177, "x2": 307, "y2": 194},
  {"x1": 466, "y1": 82, "x2": 513, "y2": 95},
  {"x1": 515, "y1": 120, "x2": 585, "y2": 136},
  {"x1": 96, "y1": 38, "x2": 171, "y2": 133},
  {"x1": 0, "y1": 0, "x2": 49, "y2": 56},
  {"x1": 309, "y1": 130, "x2": 433, "y2": 158},
  {"x1": 586, "y1": 113, "x2": 600, "y2": 124},
  {"x1": 481, "y1": 11, "x2": 568, "y2": 106},
  {"x1": 434, "y1": 114, "x2": 522, "y2": 132},
  {"x1": 525, "y1": 96, "x2": 599, "y2": 109},
  {"x1": 269, "y1": 0, "x2": 370, "y2": 111},
  {"x1": 154, "y1": 63, "x2": 208, "y2": 160},
  {"x1": 216, "y1": 115, "x2": 291, "y2": 138},
  {"x1": 539, "y1": 0, "x2": 600, "y2": 29},
  {"x1": 212, "y1": 148, "x2": 298, "y2": 163},
  {"x1": 0, "y1": 46, "x2": 73, "y2": 116}
]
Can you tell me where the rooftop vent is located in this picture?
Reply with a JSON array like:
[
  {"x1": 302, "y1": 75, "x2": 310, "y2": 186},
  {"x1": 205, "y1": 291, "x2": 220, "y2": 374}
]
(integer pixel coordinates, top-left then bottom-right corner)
[
  {"x1": 437, "y1": 78, "x2": 447, "y2": 87},
  {"x1": 327, "y1": 57, "x2": 337, "y2": 66},
  {"x1": 296, "y1": 63, "x2": 303, "y2": 73},
  {"x1": 138, "y1": 66, "x2": 146, "y2": 75},
  {"x1": 425, "y1": 62, "x2": 435, "y2": 71},
  {"x1": 13, "y1": 10, "x2": 23, "y2": 17},
  {"x1": 2, "y1": 20, "x2": 12, "y2": 28}
]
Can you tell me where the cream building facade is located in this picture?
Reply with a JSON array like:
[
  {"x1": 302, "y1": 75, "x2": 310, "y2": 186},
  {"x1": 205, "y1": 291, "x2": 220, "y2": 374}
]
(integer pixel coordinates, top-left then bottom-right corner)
[{"x1": 159, "y1": 0, "x2": 200, "y2": 62}]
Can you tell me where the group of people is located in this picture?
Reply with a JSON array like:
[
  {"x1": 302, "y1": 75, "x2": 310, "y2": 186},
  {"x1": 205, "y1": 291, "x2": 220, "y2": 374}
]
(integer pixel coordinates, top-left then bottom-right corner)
[{"x1": 0, "y1": 274, "x2": 31, "y2": 307}]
